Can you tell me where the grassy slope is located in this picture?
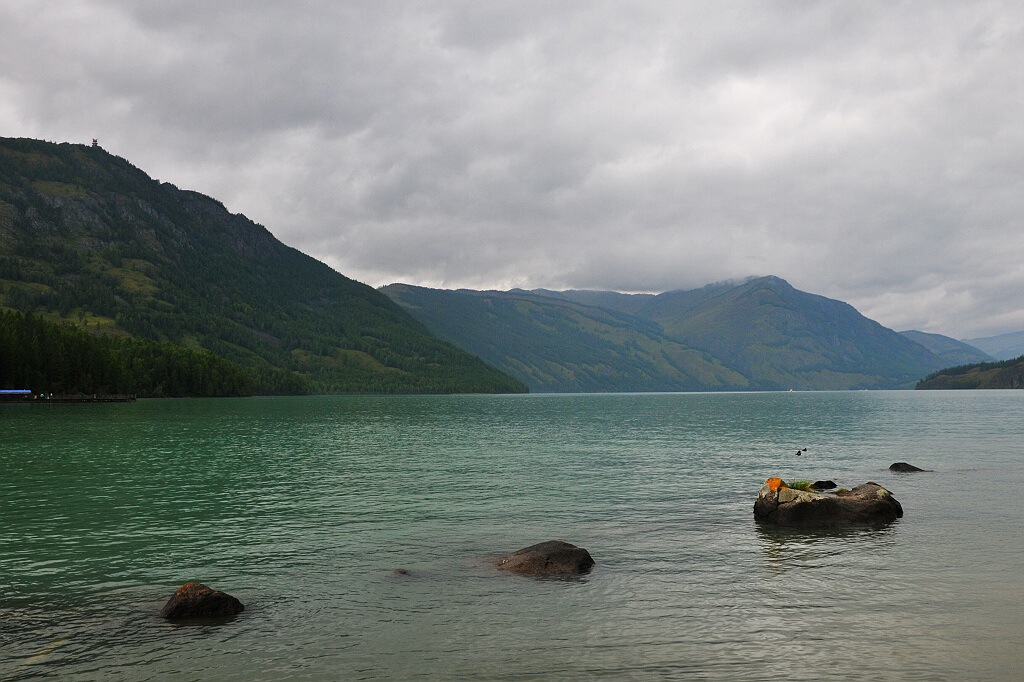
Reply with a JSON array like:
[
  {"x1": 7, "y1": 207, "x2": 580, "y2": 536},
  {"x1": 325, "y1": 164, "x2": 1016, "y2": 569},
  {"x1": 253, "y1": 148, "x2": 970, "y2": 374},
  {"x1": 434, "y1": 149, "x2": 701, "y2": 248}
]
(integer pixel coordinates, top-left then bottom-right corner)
[{"x1": 381, "y1": 284, "x2": 748, "y2": 393}]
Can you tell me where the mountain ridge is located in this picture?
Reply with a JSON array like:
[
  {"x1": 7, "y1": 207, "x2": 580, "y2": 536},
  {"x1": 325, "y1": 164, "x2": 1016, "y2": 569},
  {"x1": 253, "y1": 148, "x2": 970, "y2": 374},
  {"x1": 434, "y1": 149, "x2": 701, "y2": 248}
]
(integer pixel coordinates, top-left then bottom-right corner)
[
  {"x1": 382, "y1": 278, "x2": 954, "y2": 392},
  {"x1": 0, "y1": 137, "x2": 526, "y2": 394},
  {"x1": 964, "y1": 330, "x2": 1024, "y2": 361}
]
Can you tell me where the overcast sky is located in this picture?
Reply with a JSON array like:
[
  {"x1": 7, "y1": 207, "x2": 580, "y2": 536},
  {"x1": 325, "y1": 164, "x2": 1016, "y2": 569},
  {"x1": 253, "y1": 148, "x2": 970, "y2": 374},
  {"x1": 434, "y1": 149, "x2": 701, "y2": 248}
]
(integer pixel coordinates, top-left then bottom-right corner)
[{"x1": 2, "y1": 1, "x2": 1022, "y2": 338}]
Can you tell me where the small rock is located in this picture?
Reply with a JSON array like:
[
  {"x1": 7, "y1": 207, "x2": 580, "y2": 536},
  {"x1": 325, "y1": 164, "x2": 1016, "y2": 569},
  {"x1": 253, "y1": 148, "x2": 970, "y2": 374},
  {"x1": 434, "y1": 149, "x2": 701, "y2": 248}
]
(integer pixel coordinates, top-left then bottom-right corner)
[
  {"x1": 889, "y1": 462, "x2": 926, "y2": 472},
  {"x1": 496, "y1": 540, "x2": 594, "y2": 576},
  {"x1": 160, "y1": 583, "x2": 244, "y2": 621},
  {"x1": 810, "y1": 480, "x2": 837, "y2": 490}
]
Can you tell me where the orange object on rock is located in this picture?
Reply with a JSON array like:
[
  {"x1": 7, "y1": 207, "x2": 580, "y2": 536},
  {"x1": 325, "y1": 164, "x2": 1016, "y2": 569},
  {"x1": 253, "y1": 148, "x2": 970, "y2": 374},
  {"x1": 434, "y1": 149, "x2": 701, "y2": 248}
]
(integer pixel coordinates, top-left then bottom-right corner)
[{"x1": 766, "y1": 477, "x2": 784, "y2": 492}]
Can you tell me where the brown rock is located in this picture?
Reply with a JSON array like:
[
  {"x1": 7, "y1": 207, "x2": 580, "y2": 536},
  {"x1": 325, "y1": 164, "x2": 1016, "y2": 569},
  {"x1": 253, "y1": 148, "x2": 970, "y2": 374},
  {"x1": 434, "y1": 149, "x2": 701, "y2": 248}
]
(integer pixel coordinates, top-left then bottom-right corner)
[
  {"x1": 889, "y1": 462, "x2": 927, "y2": 472},
  {"x1": 496, "y1": 540, "x2": 595, "y2": 576},
  {"x1": 160, "y1": 583, "x2": 244, "y2": 620},
  {"x1": 754, "y1": 478, "x2": 903, "y2": 527}
]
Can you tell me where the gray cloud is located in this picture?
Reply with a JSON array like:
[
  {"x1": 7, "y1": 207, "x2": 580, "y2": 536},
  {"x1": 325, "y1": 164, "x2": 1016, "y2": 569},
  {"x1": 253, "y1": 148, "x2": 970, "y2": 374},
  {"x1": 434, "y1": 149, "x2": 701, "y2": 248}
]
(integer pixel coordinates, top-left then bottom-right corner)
[{"x1": 2, "y1": 1, "x2": 1022, "y2": 338}]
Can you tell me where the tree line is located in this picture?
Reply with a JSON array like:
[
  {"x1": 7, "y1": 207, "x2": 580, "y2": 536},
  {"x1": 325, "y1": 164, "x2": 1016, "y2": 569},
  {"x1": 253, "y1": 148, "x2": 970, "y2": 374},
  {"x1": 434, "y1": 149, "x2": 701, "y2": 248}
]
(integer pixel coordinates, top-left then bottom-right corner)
[{"x1": 0, "y1": 309, "x2": 310, "y2": 397}]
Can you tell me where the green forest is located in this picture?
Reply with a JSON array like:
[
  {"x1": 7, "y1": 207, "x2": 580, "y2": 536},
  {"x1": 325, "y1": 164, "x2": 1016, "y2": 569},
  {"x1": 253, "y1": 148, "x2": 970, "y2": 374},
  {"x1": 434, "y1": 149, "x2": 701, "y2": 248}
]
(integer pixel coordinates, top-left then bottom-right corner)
[
  {"x1": 916, "y1": 355, "x2": 1024, "y2": 389},
  {"x1": 0, "y1": 137, "x2": 527, "y2": 396},
  {"x1": 0, "y1": 310, "x2": 310, "y2": 397}
]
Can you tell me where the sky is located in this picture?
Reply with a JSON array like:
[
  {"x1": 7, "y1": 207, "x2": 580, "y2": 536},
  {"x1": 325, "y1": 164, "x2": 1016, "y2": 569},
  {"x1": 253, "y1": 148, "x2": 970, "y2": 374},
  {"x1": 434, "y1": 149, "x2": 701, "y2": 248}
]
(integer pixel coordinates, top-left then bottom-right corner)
[{"x1": 2, "y1": 1, "x2": 1022, "y2": 339}]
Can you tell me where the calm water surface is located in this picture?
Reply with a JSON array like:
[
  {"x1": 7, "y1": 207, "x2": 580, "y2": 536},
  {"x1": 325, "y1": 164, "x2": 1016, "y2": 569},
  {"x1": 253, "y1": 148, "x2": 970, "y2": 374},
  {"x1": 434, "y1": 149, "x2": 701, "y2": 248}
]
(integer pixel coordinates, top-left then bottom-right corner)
[{"x1": 1, "y1": 392, "x2": 1022, "y2": 680}]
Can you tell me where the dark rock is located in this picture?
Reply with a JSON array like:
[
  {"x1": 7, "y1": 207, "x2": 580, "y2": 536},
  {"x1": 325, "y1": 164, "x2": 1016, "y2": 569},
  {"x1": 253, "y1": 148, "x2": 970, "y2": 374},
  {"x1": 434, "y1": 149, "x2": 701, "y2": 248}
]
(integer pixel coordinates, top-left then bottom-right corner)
[
  {"x1": 754, "y1": 478, "x2": 903, "y2": 528},
  {"x1": 889, "y1": 462, "x2": 926, "y2": 472},
  {"x1": 810, "y1": 480, "x2": 837, "y2": 490},
  {"x1": 160, "y1": 583, "x2": 244, "y2": 620},
  {"x1": 496, "y1": 540, "x2": 595, "y2": 576}
]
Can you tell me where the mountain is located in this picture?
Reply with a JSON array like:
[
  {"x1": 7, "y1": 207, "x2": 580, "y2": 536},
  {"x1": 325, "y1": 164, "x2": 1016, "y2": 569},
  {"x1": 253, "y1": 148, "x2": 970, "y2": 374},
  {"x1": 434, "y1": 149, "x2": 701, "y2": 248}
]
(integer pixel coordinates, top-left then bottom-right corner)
[
  {"x1": 916, "y1": 356, "x2": 1024, "y2": 389},
  {"x1": 383, "y1": 277, "x2": 951, "y2": 392},
  {"x1": 380, "y1": 284, "x2": 748, "y2": 393},
  {"x1": 528, "y1": 288, "x2": 657, "y2": 316},
  {"x1": 629, "y1": 276, "x2": 942, "y2": 389},
  {"x1": 0, "y1": 137, "x2": 525, "y2": 394},
  {"x1": 964, "y1": 331, "x2": 1024, "y2": 361},
  {"x1": 899, "y1": 330, "x2": 993, "y2": 367}
]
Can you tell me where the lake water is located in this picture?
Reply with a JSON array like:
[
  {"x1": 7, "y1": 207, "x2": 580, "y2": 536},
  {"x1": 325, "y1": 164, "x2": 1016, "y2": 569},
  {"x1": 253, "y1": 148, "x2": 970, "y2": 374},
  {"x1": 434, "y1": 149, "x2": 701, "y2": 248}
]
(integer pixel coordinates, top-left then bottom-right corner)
[{"x1": 2, "y1": 391, "x2": 1022, "y2": 680}]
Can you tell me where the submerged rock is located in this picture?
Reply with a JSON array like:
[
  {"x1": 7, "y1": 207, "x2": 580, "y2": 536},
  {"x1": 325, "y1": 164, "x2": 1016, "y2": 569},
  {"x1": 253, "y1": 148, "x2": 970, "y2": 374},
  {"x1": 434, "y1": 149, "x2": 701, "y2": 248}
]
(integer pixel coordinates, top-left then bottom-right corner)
[
  {"x1": 754, "y1": 478, "x2": 903, "y2": 527},
  {"x1": 889, "y1": 462, "x2": 927, "y2": 472},
  {"x1": 496, "y1": 540, "x2": 595, "y2": 576},
  {"x1": 160, "y1": 583, "x2": 244, "y2": 620}
]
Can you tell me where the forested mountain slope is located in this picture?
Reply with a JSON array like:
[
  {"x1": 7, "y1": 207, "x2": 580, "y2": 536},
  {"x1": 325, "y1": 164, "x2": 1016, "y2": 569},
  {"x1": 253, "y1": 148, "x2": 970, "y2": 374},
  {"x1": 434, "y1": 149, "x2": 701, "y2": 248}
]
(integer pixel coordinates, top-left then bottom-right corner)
[
  {"x1": 0, "y1": 137, "x2": 524, "y2": 394},
  {"x1": 916, "y1": 355, "x2": 1024, "y2": 389},
  {"x1": 381, "y1": 284, "x2": 748, "y2": 393},
  {"x1": 384, "y1": 278, "x2": 952, "y2": 392},
  {"x1": 632, "y1": 277, "x2": 948, "y2": 390}
]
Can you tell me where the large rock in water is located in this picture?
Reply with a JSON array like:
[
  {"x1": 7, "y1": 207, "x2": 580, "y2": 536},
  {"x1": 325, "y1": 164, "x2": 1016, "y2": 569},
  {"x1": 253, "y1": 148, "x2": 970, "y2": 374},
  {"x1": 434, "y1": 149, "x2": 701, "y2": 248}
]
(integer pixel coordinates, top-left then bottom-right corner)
[
  {"x1": 889, "y1": 462, "x2": 926, "y2": 472},
  {"x1": 160, "y1": 583, "x2": 244, "y2": 620},
  {"x1": 496, "y1": 541, "x2": 595, "y2": 576},
  {"x1": 754, "y1": 478, "x2": 903, "y2": 527}
]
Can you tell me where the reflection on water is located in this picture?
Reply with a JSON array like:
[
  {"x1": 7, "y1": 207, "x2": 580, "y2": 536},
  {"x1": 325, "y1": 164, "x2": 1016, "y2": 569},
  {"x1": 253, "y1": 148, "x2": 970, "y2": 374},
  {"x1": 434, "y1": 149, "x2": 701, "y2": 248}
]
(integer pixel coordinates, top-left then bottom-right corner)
[
  {"x1": 756, "y1": 522, "x2": 899, "y2": 573},
  {"x1": 2, "y1": 391, "x2": 1023, "y2": 680}
]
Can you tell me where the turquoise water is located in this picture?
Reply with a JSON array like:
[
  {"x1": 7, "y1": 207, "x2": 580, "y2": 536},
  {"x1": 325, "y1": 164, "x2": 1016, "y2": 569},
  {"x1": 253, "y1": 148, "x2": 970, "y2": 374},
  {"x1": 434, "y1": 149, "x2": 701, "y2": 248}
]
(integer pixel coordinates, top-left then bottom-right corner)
[{"x1": 2, "y1": 392, "x2": 1022, "y2": 680}]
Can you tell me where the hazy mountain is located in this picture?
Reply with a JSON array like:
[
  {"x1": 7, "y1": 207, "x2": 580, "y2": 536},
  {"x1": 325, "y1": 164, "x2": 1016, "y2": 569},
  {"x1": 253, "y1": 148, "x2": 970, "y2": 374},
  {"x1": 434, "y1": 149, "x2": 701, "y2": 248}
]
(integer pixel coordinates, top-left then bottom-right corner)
[
  {"x1": 899, "y1": 330, "x2": 993, "y2": 367},
  {"x1": 383, "y1": 277, "x2": 951, "y2": 392},
  {"x1": 380, "y1": 284, "x2": 748, "y2": 393},
  {"x1": 964, "y1": 331, "x2": 1024, "y2": 361},
  {"x1": 0, "y1": 137, "x2": 525, "y2": 394}
]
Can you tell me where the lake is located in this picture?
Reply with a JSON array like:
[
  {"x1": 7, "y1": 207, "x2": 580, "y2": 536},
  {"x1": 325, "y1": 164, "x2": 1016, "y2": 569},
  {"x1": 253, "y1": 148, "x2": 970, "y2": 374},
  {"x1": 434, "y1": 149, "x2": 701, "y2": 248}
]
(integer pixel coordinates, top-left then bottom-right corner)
[{"x1": 2, "y1": 391, "x2": 1022, "y2": 680}]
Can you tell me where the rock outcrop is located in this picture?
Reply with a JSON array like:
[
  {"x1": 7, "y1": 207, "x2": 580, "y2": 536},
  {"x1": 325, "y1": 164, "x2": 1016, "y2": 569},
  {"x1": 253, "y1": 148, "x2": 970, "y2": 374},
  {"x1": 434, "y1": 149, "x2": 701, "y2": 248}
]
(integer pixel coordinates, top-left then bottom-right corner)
[
  {"x1": 496, "y1": 541, "x2": 595, "y2": 576},
  {"x1": 754, "y1": 478, "x2": 903, "y2": 527},
  {"x1": 160, "y1": 583, "x2": 244, "y2": 620},
  {"x1": 889, "y1": 462, "x2": 926, "y2": 472}
]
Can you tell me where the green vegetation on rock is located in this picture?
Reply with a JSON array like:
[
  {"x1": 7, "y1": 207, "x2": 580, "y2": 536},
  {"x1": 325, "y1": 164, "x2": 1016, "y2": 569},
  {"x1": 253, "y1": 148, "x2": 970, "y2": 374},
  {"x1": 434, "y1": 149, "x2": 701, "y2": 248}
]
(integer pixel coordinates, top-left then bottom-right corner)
[{"x1": 782, "y1": 480, "x2": 815, "y2": 492}]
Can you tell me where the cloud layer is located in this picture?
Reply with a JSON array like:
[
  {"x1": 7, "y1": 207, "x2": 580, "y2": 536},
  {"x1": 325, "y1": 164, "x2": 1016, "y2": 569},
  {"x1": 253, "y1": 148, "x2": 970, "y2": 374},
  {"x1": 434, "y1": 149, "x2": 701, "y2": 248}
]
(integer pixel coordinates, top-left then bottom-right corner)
[{"x1": 2, "y1": 1, "x2": 1023, "y2": 338}]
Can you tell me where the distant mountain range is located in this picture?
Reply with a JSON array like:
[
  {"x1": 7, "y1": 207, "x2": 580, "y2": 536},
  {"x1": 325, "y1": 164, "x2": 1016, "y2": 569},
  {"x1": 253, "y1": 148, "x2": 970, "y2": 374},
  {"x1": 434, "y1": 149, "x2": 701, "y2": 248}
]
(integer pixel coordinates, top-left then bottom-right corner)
[
  {"x1": 0, "y1": 137, "x2": 525, "y2": 394},
  {"x1": 379, "y1": 284, "x2": 749, "y2": 393},
  {"x1": 964, "y1": 331, "x2": 1024, "y2": 361},
  {"x1": 898, "y1": 330, "x2": 994, "y2": 367},
  {"x1": 382, "y1": 278, "x2": 991, "y2": 392}
]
